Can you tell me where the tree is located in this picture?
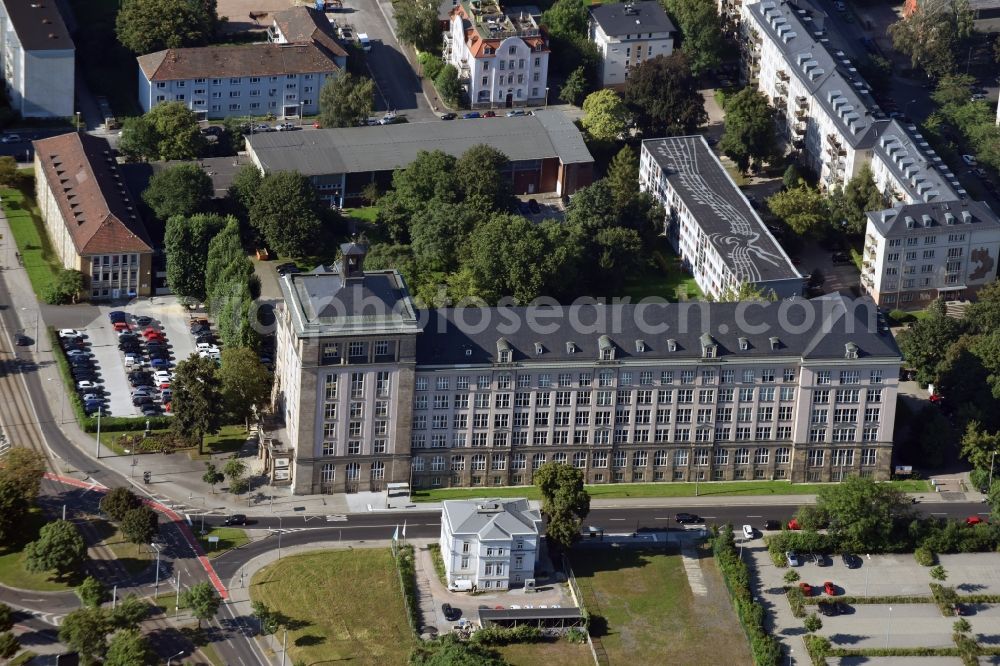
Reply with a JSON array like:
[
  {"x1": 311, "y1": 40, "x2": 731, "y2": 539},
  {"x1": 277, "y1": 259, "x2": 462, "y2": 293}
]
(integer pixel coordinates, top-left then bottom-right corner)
[
  {"x1": 170, "y1": 354, "x2": 224, "y2": 454},
  {"x1": 219, "y1": 347, "x2": 272, "y2": 428},
  {"x1": 116, "y1": 0, "x2": 217, "y2": 53},
  {"x1": 120, "y1": 506, "x2": 158, "y2": 549},
  {"x1": 108, "y1": 595, "x2": 151, "y2": 629},
  {"x1": 889, "y1": 0, "x2": 974, "y2": 79},
  {"x1": 455, "y1": 145, "x2": 512, "y2": 214},
  {"x1": 252, "y1": 600, "x2": 281, "y2": 635},
  {"x1": 767, "y1": 183, "x2": 829, "y2": 236},
  {"x1": 249, "y1": 171, "x2": 322, "y2": 257},
  {"x1": 395, "y1": 0, "x2": 440, "y2": 52},
  {"x1": 625, "y1": 53, "x2": 707, "y2": 137},
  {"x1": 783, "y1": 164, "x2": 802, "y2": 190},
  {"x1": 803, "y1": 612, "x2": 823, "y2": 633},
  {"x1": 0, "y1": 631, "x2": 18, "y2": 659},
  {"x1": 182, "y1": 582, "x2": 222, "y2": 628},
  {"x1": 594, "y1": 227, "x2": 643, "y2": 291},
  {"x1": 203, "y1": 463, "x2": 224, "y2": 494},
  {"x1": 0, "y1": 446, "x2": 45, "y2": 501},
  {"x1": 0, "y1": 156, "x2": 17, "y2": 185},
  {"x1": 829, "y1": 164, "x2": 885, "y2": 234},
  {"x1": 318, "y1": 74, "x2": 375, "y2": 128},
  {"x1": 142, "y1": 164, "x2": 214, "y2": 221},
  {"x1": 43, "y1": 268, "x2": 86, "y2": 304},
  {"x1": 409, "y1": 202, "x2": 478, "y2": 274},
  {"x1": 464, "y1": 213, "x2": 554, "y2": 303},
  {"x1": 418, "y1": 51, "x2": 444, "y2": 81},
  {"x1": 930, "y1": 565, "x2": 949, "y2": 581},
  {"x1": 606, "y1": 146, "x2": 639, "y2": 210},
  {"x1": 960, "y1": 422, "x2": 1000, "y2": 472},
  {"x1": 0, "y1": 603, "x2": 12, "y2": 632},
  {"x1": 164, "y1": 213, "x2": 227, "y2": 302},
  {"x1": 204, "y1": 217, "x2": 252, "y2": 309},
  {"x1": 105, "y1": 629, "x2": 155, "y2": 666},
  {"x1": 812, "y1": 476, "x2": 914, "y2": 553},
  {"x1": 77, "y1": 576, "x2": 108, "y2": 608},
  {"x1": 541, "y1": 0, "x2": 589, "y2": 38},
  {"x1": 559, "y1": 66, "x2": 588, "y2": 105},
  {"x1": 59, "y1": 607, "x2": 110, "y2": 664},
  {"x1": 714, "y1": 281, "x2": 779, "y2": 303},
  {"x1": 228, "y1": 163, "x2": 263, "y2": 217},
  {"x1": 533, "y1": 462, "x2": 590, "y2": 551},
  {"x1": 223, "y1": 456, "x2": 247, "y2": 483},
  {"x1": 409, "y1": 634, "x2": 507, "y2": 666},
  {"x1": 145, "y1": 102, "x2": 205, "y2": 161},
  {"x1": 117, "y1": 116, "x2": 159, "y2": 162},
  {"x1": 581, "y1": 89, "x2": 631, "y2": 142},
  {"x1": 24, "y1": 519, "x2": 86, "y2": 577},
  {"x1": 0, "y1": 479, "x2": 28, "y2": 543},
  {"x1": 719, "y1": 87, "x2": 781, "y2": 174},
  {"x1": 896, "y1": 301, "x2": 965, "y2": 385},
  {"x1": 435, "y1": 65, "x2": 462, "y2": 108},
  {"x1": 663, "y1": 0, "x2": 725, "y2": 76}
]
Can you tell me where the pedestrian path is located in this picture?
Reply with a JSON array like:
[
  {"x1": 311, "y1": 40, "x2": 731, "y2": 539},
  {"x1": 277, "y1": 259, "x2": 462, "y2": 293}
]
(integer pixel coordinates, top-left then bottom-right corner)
[{"x1": 680, "y1": 544, "x2": 708, "y2": 597}]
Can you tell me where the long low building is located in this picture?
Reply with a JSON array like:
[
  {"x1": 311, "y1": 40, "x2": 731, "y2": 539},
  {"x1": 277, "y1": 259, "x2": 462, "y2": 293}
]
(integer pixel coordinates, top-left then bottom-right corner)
[
  {"x1": 639, "y1": 135, "x2": 803, "y2": 300},
  {"x1": 246, "y1": 110, "x2": 594, "y2": 206},
  {"x1": 271, "y1": 243, "x2": 899, "y2": 495}
]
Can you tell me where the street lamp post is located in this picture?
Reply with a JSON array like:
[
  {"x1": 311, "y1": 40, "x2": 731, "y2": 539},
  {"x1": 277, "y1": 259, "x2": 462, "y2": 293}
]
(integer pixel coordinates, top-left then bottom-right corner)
[
  {"x1": 865, "y1": 553, "x2": 871, "y2": 598},
  {"x1": 75, "y1": 111, "x2": 81, "y2": 131},
  {"x1": 151, "y1": 542, "x2": 162, "y2": 592},
  {"x1": 989, "y1": 450, "x2": 997, "y2": 490},
  {"x1": 885, "y1": 606, "x2": 893, "y2": 649},
  {"x1": 167, "y1": 650, "x2": 185, "y2": 665},
  {"x1": 95, "y1": 406, "x2": 102, "y2": 459}
]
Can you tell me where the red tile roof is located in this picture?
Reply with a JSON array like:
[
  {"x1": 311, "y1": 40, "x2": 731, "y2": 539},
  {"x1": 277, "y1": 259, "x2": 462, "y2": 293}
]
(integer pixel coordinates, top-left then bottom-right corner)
[
  {"x1": 272, "y1": 6, "x2": 347, "y2": 59},
  {"x1": 32, "y1": 133, "x2": 153, "y2": 256},
  {"x1": 138, "y1": 42, "x2": 340, "y2": 81}
]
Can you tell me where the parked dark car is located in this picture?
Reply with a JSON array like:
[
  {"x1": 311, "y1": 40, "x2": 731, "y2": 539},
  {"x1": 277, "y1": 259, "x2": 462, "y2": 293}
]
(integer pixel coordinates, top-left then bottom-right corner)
[
  {"x1": 132, "y1": 396, "x2": 154, "y2": 407},
  {"x1": 841, "y1": 553, "x2": 861, "y2": 569},
  {"x1": 190, "y1": 323, "x2": 209, "y2": 334},
  {"x1": 224, "y1": 514, "x2": 248, "y2": 526},
  {"x1": 527, "y1": 198, "x2": 540, "y2": 214},
  {"x1": 675, "y1": 513, "x2": 703, "y2": 524},
  {"x1": 831, "y1": 251, "x2": 852, "y2": 265},
  {"x1": 462, "y1": 112, "x2": 481, "y2": 119},
  {"x1": 442, "y1": 603, "x2": 462, "y2": 621},
  {"x1": 108, "y1": 311, "x2": 129, "y2": 322},
  {"x1": 141, "y1": 404, "x2": 162, "y2": 416},
  {"x1": 134, "y1": 316, "x2": 154, "y2": 327},
  {"x1": 762, "y1": 520, "x2": 782, "y2": 531},
  {"x1": 275, "y1": 262, "x2": 301, "y2": 276},
  {"x1": 818, "y1": 601, "x2": 847, "y2": 616},
  {"x1": 816, "y1": 554, "x2": 831, "y2": 567},
  {"x1": 440, "y1": 112, "x2": 457, "y2": 120},
  {"x1": 196, "y1": 334, "x2": 217, "y2": 345},
  {"x1": 14, "y1": 332, "x2": 30, "y2": 346}
]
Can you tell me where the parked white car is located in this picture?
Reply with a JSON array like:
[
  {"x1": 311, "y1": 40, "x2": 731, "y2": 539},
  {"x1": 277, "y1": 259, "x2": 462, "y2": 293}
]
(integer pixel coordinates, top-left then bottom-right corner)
[
  {"x1": 76, "y1": 380, "x2": 102, "y2": 390},
  {"x1": 962, "y1": 154, "x2": 978, "y2": 166},
  {"x1": 742, "y1": 525, "x2": 755, "y2": 540},
  {"x1": 59, "y1": 328, "x2": 86, "y2": 338}
]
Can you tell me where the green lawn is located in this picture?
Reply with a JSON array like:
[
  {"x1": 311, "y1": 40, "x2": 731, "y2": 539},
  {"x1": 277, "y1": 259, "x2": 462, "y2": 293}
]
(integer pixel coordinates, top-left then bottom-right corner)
[
  {"x1": 0, "y1": 510, "x2": 78, "y2": 591},
  {"x1": 342, "y1": 206, "x2": 378, "y2": 223},
  {"x1": 572, "y1": 547, "x2": 751, "y2": 664},
  {"x1": 196, "y1": 527, "x2": 249, "y2": 558},
  {"x1": 250, "y1": 549, "x2": 415, "y2": 665},
  {"x1": 497, "y1": 639, "x2": 592, "y2": 666},
  {"x1": 411, "y1": 479, "x2": 932, "y2": 503},
  {"x1": 100, "y1": 425, "x2": 248, "y2": 458},
  {"x1": 1, "y1": 182, "x2": 61, "y2": 298},
  {"x1": 622, "y1": 250, "x2": 703, "y2": 302},
  {"x1": 90, "y1": 519, "x2": 154, "y2": 576}
]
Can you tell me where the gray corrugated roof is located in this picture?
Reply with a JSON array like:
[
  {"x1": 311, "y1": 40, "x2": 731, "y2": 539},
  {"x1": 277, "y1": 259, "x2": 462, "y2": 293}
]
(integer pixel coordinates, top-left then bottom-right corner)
[
  {"x1": 248, "y1": 110, "x2": 593, "y2": 176},
  {"x1": 416, "y1": 294, "x2": 901, "y2": 367},
  {"x1": 749, "y1": 1, "x2": 886, "y2": 149},
  {"x1": 872, "y1": 120, "x2": 961, "y2": 203},
  {"x1": 867, "y1": 200, "x2": 1000, "y2": 238},
  {"x1": 480, "y1": 608, "x2": 583, "y2": 620},
  {"x1": 589, "y1": 1, "x2": 676, "y2": 36},
  {"x1": 3, "y1": 0, "x2": 73, "y2": 51},
  {"x1": 642, "y1": 136, "x2": 801, "y2": 285},
  {"x1": 442, "y1": 499, "x2": 541, "y2": 539}
]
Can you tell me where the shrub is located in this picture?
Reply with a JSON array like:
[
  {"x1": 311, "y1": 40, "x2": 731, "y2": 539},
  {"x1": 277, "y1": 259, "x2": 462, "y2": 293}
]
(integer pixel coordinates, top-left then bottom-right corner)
[
  {"x1": 914, "y1": 546, "x2": 937, "y2": 566},
  {"x1": 805, "y1": 634, "x2": 831, "y2": 666},
  {"x1": 565, "y1": 628, "x2": 587, "y2": 644},
  {"x1": 471, "y1": 625, "x2": 542, "y2": 646},
  {"x1": 418, "y1": 51, "x2": 443, "y2": 80},
  {"x1": 786, "y1": 586, "x2": 806, "y2": 618},
  {"x1": 783, "y1": 570, "x2": 800, "y2": 584},
  {"x1": 930, "y1": 583, "x2": 959, "y2": 616}
]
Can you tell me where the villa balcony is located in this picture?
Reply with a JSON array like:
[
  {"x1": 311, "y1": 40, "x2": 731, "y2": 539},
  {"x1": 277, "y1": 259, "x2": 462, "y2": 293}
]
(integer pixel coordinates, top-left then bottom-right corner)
[{"x1": 776, "y1": 69, "x2": 789, "y2": 82}]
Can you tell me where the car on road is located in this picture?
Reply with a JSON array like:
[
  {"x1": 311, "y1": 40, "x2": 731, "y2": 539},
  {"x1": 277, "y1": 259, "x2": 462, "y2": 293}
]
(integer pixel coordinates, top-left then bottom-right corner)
[
  {"x1": 505, "y1": 109, "x2": 526, "y2": 117},
  {"x1": 786, "y1": 551, "x2": 801, "y2": 567},
  {"x1": 962, "y1": 154, "x2": 978, "y2": 166},
  {"x1": 442, "y1": 603, "x2": 462, "y2": 621},
  {"x1": 799, "y1": 582, "x2": 812, "y2": 596},
  {"x1": 274, "y1": 122, "x2": 297, "y2": 131},
  {"x1": 440, "y1": 112, "x2": 457, "y2": 120},
  {"x1": 483, "y1": 110, "x2": 496, "y2": 117},
  {"x1": 742, "y1": 525, "x2": 755, "y2": 540},
  {"x1": 966, "y1": 515, "x2": 985, "y2": 525},
  {"x1": 824, "y1": 581, "x2": 837, "y2": 595},
  {"x1": 253, "y1": 124, "x2": 274, "y2": 132},
  {"x1": 76, "y1": 380, "x2": 102, "y2": 390},
  {"x1": 762, "y1": 520, "x2": 781, "y2": 531},
  {"x1": 224, "y1": 514, "x2": 247, "y2": 526},
  {"x1": 841, "y1": 553, "x2": 861, "y2": 568},
  {"x1": 59, "y1": 329, "x2": 86, "y2": 339},
  {"x1": 675, "y1": 512, "x2": 703, "y2": 524},
  {"x1": 462, "y1": 112, "x2": 481, "y2": 119}
]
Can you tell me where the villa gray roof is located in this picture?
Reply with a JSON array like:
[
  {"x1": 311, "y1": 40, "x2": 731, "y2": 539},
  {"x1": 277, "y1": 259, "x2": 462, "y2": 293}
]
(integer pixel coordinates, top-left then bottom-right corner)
[
  {"x1": 872, "y1": 120, "x2": 963, "y2": 203},
  {"x1": 248, "y1": 110, "x2": 593, "y2": 177},
  {"x1": 442, "y1": 499, "x2": 541, "y2": 541},
  {"x1": 867, "y1": 200, "x2": 1000, "y2": 238},
  {"x1": 415, "y1": 294, "x2": 901, "y2": 367},
  {"x1": 642, "y1": 136, "x2": 801, "y2": 285},
  {"x1": 748, "y1": 0, "x2": 887, "y2": 148},
  {"x1": 589, "y1": 1, "x2": 676, "y2": 36}
]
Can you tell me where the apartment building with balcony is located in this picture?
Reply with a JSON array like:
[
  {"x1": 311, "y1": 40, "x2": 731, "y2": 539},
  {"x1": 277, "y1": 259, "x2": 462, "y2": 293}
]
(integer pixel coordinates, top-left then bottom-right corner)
[
  {"x1": 860, "y1": 200, "x2": 1000, "y2": 308},
  {"x1": 444, "y1": 0, "x2": 549, "y2": 108},
  {"x1": 32, "y1": 132, "x2": 154, "y2": 300},
  {"x1": 0, "y1": 0, "x2": 74, "y2": 118},
  {"x1": 273, "y1": 243, "x2": 899, "y2": 494},
  {"x1": 440, "y1": 498, "x2": 541, "y2": 590},
  {"x1": 639, "y1": 135, "x2": 803, "y2": 300},
  {"x1": 741, "y1": 0, "x2": 887, "y2": 191},
  {"x1": 870, "y1": 119, "x2": 964, "y2": 206},
  {"x1": 137, "y1": 7, "x2": 344, "y2": 120},
  {"x1": 588, "y1": 1, "x2": 675, "y2": 90}
]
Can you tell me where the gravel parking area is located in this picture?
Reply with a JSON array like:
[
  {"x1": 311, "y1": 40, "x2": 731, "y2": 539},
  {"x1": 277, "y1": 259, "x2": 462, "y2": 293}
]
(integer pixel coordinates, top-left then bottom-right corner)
[{"x1": 83, "y1": 320, "x2": 134, "y2": 417}]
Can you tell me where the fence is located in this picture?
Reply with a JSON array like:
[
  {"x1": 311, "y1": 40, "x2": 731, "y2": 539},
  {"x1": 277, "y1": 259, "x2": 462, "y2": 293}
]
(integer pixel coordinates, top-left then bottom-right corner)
[{"x1": 562, "y1": 553, "x2": 608, "y2": 666}]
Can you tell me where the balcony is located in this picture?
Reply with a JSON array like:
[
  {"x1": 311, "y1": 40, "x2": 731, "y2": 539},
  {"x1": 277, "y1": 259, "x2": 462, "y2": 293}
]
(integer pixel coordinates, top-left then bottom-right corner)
[
  {"x1": 775, "y1": 82, "x2": 787, "y2": 96},
  {"x1": 776, "y1": 69, "x2": 789, "y2": 82},
  {"x1": 793, "y1": 121, "x2": 806, "y2": 135},
  {"x1": 795, "y1": 95, "x2": 808, "y2": 108},
  {"x1": 795, "y1": 106, "x2": 808, "y2": 119}
]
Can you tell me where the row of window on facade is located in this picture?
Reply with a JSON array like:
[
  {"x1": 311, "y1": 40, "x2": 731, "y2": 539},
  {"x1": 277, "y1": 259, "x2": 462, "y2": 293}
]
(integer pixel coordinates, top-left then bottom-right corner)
[
  {"x1": 323, "y1": 372, "x2": 391, "y2": 399},
  {"x1": 481, "y1": 72, "x2": 541, "y2": 85},
  {"x1": 412, "y1": 447, "x2": 878, "y2": 471},
  {"x1": 885, "y1": 234, "x2": 969, "y2": 249},
  {"x1": 155, "y1": 74, "x2": 315, "y2": 88},
  {"x1": 409, "y1": 423, "x2": 880, "y2": 448},
  {"x1": 322, "y1": 341, "x2": 393, "y2": 363},
  {"x1": 156, "y1": 96, "x2": 314, "y2": 107}
]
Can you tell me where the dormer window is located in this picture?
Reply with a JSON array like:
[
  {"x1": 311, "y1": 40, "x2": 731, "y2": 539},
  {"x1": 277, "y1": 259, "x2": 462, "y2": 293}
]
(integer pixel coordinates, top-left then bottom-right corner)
[
  {"x1": 769, "y1": 336, "x2": 780, "y2": 351},
  {"x1": 667, "y1": 339, "x2": 677, "y2": 352},
  {"x1": 566, "y1": 341, "x2": 577, "y2": 354},
  {"x1": 534, "y1": 342, "x2": 544, "y2": 356},
  {"x1": 738, "y1": 337, "x2": 749, "y2": 351},
  {"x1": 700, "y1": 333, "x2": 718, "y2": 359},
  {"x1": 497, "y1": 338, "x2": 512, "y2": 363},
  {"x1": 598, "y1": 335, "x2": 615, "y2": 361},
  {"x1": 844, "y1": 342, "x2": 859, "y2": 360},
  {"x1": 635, "y1": 339, "x2": 646, "y2": 353}
]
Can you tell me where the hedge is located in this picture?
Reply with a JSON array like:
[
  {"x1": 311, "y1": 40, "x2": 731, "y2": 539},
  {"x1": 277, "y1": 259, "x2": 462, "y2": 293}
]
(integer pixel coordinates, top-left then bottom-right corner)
[
  {"x1": 471, "y1": 625, "x2": 542, "y2": 646},
  {"x1": 930, "y1": 583, "x2": 959, "y2": 616},
  {"x1": 804, "y1": 594, "x2": 931, "y2": 606},
  {"x1": 785, "y1": 587, "x2": 805, "y2": 618},
  {"x1": 713, "y1": 526, "x2": 782, "y2": 666},
  {"x1": 395, "y1": 544, "x2": 419, "y2": 633},
  {"x1": 914, "y1": 546, "x2": 937, "y2": 566}
]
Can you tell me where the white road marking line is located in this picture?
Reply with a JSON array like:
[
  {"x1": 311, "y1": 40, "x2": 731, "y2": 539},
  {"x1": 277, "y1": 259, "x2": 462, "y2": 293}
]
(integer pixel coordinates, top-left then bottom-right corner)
[
  {"x1": 608, "y1": 518, "x2": 626, "y2": 521},
  {"x1": 746, "y1": 515, "x2": 762, "y2": 518},
  {"x1": 653, "y1": 517, "x2": 671, "y2": 520}
]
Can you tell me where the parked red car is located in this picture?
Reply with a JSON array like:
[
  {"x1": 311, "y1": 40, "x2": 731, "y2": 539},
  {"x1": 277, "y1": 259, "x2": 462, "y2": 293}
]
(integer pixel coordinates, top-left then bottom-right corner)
[
  {"x1": 788, "y1": 518, "x2": 801, "y2": 530},
  {"x1": 112, "y1": 321, "x2": 131, "y2": 332},
  {"x1": 824, "y1": 581, "x2": 837, "y2": 596},
  {"x1": 966, "y1": 516, "x2": 986, "y2": 526},
  {"x1": 799, "y1": 582, "x2": 812, "y2": 596}
]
